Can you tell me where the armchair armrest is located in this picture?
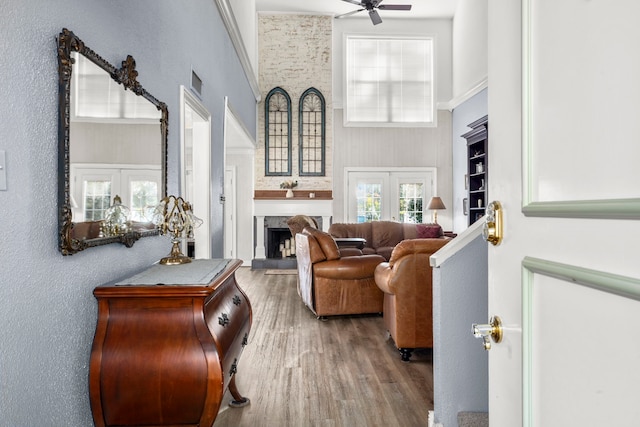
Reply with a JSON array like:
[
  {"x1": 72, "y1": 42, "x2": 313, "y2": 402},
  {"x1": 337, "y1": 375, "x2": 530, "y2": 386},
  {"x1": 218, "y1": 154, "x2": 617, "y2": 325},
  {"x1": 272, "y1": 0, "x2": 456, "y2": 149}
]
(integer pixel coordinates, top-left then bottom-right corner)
[
  {"x1": 339, "y1": 247, "x2": 364, "y2": 257},
  {"x1": 313, "y1": 254, "x2": 385, "y2": 280},
  {"x1": 374, "y1": 262, "x2": 394, "y2": 294}
]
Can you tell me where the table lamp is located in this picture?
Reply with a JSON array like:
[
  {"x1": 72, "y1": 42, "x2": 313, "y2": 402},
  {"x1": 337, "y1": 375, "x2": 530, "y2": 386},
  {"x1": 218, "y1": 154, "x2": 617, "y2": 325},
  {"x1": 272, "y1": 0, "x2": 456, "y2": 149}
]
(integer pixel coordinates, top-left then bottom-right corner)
[
  {"x1": 427, "y1": 196, "x2": 446, "y2": 224},
  {"x1": 153, "y1": 195, "x2": 202, "y2": 265}
]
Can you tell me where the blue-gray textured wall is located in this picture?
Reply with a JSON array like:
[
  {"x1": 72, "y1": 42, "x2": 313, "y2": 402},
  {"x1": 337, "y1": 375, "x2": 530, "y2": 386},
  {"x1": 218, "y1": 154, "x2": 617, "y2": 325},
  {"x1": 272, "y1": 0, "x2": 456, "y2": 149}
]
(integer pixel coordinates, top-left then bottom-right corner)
[
  {"x1": 433, "y1": 233, "x2": 489, "y2": 427},
  {"x1": 0, "y1": 1, "x2": 256, "y2": 425}
]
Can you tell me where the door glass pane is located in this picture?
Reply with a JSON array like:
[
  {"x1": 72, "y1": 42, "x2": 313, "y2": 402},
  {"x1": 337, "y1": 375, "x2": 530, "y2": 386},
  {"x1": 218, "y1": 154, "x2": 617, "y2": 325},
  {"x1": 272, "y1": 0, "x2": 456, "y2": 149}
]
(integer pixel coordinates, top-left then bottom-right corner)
[
  {"x1": 84, "y1": 180, "x2": 111, "y2": 221},
  {"x1": 130, "y1": 180, "x2": 158, "y2": 222},
  {"x1": 398, "y1": 183, "x2": 424, "y2": 223},
  {"x1": 356, "y1": 183, "x2": 382, "y2": 223}
]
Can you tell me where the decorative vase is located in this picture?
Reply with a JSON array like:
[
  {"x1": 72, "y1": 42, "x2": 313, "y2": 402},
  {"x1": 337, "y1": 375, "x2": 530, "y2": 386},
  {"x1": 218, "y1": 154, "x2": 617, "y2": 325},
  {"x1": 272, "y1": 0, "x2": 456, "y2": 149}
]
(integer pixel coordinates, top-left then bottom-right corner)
[{"x1": 286, "y1": 189, "x2": 294, "y2": 198}]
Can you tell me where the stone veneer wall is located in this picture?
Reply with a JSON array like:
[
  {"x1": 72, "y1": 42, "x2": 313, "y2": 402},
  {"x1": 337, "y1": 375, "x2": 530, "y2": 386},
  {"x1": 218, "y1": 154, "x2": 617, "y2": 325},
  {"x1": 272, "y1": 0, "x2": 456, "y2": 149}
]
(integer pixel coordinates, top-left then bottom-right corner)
[{"x1": 257, "y1": 14, "x2": 332, "y2": 192}]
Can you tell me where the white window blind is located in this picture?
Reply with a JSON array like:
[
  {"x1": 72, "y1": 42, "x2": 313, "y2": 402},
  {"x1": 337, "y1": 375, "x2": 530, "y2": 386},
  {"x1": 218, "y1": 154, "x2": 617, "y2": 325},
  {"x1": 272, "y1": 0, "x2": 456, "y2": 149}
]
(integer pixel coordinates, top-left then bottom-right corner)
[{"x1": 345, "y1": 35, "x2": 434, "y2": 127}]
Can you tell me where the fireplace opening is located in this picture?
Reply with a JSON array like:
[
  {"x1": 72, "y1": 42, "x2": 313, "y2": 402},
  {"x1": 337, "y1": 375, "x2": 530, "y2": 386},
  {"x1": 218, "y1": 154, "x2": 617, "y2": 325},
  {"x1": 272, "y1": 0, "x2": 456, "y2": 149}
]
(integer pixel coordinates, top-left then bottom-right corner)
[
  {"x1": 267, "y1": 228, "x2": 295, "y2": 259},
  {"x1": 252, "y1": 213, "x2": 326, "y2": 269}
]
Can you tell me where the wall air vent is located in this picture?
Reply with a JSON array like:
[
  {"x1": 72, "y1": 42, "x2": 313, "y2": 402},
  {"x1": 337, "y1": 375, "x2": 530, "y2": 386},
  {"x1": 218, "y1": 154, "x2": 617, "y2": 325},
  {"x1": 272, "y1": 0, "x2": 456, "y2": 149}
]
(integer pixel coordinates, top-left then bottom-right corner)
[{"x1": 191, "y1": 69, "x2": 203, "y2": 98}]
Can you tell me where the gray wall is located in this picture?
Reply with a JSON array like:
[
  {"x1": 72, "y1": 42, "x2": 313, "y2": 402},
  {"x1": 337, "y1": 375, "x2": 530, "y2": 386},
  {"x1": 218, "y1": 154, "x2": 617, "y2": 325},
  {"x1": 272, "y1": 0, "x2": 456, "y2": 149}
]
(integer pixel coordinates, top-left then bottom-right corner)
[
  {"x1": 0, "y1": 1, "x2": 256, "y2": 425},
  {"x1": 433, "y1": 233, "x2": 488, "y2": 427},
  {"x1": 332, "y1": 109, "x2": 453, "y2": 229}
]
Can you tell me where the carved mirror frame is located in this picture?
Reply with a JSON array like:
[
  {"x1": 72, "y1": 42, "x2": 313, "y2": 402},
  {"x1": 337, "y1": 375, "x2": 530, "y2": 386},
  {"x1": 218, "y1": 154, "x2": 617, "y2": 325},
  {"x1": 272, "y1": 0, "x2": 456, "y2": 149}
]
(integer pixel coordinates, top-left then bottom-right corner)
[{"x1": 57, "y1": 28, "x2": 168, "y2": 255}]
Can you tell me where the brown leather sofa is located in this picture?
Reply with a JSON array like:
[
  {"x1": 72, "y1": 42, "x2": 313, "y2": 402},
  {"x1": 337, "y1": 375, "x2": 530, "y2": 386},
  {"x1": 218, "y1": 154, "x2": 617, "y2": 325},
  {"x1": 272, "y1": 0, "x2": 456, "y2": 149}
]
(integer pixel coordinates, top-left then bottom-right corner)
[
  {"x1": 295, "y1": 227, "x2": 386, "y2": 318},
  {"x1": 328, "y1": 221, "x2": 447, "y2": 261},
  {"x1": 374, "y1": 238, "x2": 450, "y2": 361}
]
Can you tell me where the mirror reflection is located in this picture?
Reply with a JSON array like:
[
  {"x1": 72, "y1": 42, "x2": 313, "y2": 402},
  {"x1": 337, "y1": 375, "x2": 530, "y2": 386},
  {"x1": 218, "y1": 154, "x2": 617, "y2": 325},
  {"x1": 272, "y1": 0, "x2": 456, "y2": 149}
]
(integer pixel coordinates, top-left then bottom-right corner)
[
  {"x1": 70, "y1": 51, "x2": 162, "y2": 224},
  {"x1": 57, "y1": 28, "x2": 168, "y2": 255}
]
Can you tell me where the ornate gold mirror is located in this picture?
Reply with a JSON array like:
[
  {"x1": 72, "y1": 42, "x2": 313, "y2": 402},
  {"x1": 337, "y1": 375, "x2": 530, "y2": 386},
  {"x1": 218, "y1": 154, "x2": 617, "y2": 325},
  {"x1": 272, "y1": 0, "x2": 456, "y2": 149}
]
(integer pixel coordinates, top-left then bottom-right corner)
[{"x1": 57, "y1": 28, "x2": 168, "y2": 255}]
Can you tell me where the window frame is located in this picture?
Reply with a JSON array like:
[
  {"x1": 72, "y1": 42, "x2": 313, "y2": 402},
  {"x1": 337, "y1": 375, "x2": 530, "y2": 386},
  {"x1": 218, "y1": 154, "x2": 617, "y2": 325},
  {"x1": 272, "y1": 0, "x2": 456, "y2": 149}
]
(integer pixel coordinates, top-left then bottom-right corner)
[
  {"x1": 343, "y1": 34, "x2": 436, "y2": 128},
  {"x1": 264, "y1": 87, "x2": 292, "y2": 176},
  {"x1": 298, "y1": 87, "x2": 326, "y2": 177}
]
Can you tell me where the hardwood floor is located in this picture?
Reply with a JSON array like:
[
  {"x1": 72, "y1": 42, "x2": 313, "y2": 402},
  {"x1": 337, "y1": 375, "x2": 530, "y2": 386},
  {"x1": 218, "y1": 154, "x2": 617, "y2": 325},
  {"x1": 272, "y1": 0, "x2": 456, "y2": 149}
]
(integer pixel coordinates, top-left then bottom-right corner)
[{"x1": 213, "y1": 267, "x2": 434, "y2": 427}]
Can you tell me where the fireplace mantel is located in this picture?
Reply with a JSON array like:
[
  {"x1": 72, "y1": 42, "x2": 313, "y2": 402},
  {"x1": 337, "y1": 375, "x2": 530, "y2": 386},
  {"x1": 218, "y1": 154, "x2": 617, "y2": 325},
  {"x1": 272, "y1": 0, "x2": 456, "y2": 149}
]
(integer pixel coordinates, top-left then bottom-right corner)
[{"x1": 253, "y1": 198, "x2": 333, "y2": 259}]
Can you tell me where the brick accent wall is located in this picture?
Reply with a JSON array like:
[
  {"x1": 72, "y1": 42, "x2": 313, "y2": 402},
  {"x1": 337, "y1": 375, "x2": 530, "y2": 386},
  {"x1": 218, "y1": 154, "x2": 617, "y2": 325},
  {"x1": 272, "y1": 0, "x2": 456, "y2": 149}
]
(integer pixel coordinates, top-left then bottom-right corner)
[{"x1": 257, "y1": 14, "x2": 332, "y2": 192}]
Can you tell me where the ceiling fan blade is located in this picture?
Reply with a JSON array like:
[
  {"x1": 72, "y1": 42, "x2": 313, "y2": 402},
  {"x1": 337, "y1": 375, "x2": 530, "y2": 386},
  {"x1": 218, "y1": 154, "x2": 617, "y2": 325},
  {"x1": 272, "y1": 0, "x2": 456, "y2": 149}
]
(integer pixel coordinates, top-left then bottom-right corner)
[
  {"x1": 341, "y1": 0, "x2": 365, "y2": 6},
  {"x1": 378, "y1": 4, "x2": 412, "y2": 11},
  {"x1": 369, "y1": 9, "x2": 382, "y2": 25},
  {"x1": 335, "y1": 8, "x2": 365, "y2": 19}
]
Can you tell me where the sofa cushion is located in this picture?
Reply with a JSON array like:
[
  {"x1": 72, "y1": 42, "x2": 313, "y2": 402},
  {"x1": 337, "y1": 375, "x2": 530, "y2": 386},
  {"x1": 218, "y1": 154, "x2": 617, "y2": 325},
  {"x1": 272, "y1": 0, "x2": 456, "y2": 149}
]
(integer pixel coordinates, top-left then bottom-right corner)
[
  {"x1": 306, "y1": 227, "x2": 341, "y2": 261},
  {"x1": 416, "y1": 223, "x2": 443, "y2": 238},
  {"x1": 376, "y1": 246, "x2": 395, "y2": 262},
  {"x1": 402, "y1": 223, "x2": 418, "y2": 240},
  {"x1": 371, "y1": 221, "x2": 404, "y2": 248},
  {"x1": 328, "y1": 222, "x2": 373, "y2": 247}
]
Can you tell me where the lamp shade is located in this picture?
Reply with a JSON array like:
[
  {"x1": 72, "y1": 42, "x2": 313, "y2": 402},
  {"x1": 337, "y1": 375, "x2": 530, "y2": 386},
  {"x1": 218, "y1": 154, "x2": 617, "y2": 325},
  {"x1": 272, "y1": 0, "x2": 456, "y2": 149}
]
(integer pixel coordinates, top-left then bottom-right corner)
[{"x1": 427, "y1": 196, "x2": 446, "y2": 210}]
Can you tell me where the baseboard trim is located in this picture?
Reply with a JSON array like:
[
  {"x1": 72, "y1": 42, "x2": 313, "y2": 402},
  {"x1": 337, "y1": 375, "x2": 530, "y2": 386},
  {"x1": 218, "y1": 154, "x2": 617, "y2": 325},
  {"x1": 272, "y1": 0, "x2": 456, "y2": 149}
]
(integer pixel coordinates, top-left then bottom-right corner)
[{"x1": 428, "y1": 410, "x2": 444, "y2": 427}]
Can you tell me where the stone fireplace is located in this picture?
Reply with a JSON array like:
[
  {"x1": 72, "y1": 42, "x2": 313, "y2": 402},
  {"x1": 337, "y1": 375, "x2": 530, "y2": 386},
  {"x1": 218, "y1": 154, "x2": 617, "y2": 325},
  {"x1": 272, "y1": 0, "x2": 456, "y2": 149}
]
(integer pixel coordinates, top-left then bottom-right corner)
[{"x1": 252, "y1": 198, "x2": 332, "y2": 269}]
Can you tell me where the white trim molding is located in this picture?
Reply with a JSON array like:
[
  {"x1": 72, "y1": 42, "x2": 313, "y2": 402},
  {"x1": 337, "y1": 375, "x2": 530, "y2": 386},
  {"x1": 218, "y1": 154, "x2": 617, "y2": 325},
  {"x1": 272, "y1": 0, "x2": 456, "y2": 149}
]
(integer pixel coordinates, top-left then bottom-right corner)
[
  {"x1": 521, "y1": 0, "x2": 640, "y2": 220},
  {"x1": 213, "y1": 0, "x2": 261, "y2": 101},
  {"x1": 441, "y1": 77, "x2": 488, "y2": 111},
  {"x1": 253, "y1": 199, "x2": 333, "y2": 259},
  {"x1": 522, "y1": 256, "x2": 640, "y2": 427},
  {"x1": 430, "y1": 219, "x2": 483, "y2": 268}
]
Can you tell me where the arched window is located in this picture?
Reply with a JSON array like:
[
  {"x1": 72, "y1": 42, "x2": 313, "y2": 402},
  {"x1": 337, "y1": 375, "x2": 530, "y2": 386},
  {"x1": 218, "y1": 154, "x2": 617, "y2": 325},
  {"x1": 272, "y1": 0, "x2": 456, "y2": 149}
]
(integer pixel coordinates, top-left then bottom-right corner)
[
  {"x1": 265, "y1": 87, "x2": 292, "y2": 176},
  {"x1": 298, "y1": 88, "x2": 325, "y2": 176}
]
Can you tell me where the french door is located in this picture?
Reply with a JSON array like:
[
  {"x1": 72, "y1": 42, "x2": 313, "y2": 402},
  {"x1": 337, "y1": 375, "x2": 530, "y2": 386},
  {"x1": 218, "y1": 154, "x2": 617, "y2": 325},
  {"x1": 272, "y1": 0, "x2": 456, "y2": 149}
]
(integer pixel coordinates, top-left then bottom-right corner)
[
  {"x1": 71, "y1": 164, "x2": 161, "y2": 222},
  {"x1": 345, "y1": 168, "x2": 435, "y2": 223}
]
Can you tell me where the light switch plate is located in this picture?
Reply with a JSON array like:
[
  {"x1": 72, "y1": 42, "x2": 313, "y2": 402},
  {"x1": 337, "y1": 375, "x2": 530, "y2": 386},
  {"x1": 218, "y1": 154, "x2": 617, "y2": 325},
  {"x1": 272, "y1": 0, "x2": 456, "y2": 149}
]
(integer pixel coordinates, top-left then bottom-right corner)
[{"x1": 0, "y1": 150, "x2": 6, "y2": 191}]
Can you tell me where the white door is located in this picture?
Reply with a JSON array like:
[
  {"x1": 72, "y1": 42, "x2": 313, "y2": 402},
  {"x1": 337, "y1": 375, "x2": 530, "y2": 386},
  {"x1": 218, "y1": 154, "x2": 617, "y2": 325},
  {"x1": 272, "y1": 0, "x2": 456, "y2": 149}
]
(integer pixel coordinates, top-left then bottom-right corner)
[
  {"x1": 223, "y1": 166, "x2": 236, "y2": 259},
  {"x1": 487, "y1": 1, "x2": 640, "y2": 426},
  {"x1": 223, "y1": 99, "x2": 255, "y2": 264},
  {"x1": 181, "y1": 86, "x2": 211, "y2": 259}
]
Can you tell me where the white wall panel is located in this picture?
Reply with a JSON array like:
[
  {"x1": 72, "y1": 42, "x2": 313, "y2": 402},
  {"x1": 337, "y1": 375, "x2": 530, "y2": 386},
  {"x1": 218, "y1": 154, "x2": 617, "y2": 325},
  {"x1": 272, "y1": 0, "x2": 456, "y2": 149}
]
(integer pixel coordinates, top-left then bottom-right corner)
[
  {"x1": 525, "y1": 264, "x2": 640, "y2": 427},
  {"x1": 525, "y1": 0, "x2": 640, "y2": 204}
]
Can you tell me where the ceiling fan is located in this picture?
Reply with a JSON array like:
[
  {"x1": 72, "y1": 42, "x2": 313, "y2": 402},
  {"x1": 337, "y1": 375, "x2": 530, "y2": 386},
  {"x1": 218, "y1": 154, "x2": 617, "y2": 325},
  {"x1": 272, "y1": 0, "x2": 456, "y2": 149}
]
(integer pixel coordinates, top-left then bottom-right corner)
[{"x1": 335, "y1": 0, "x2": 412, "y2": 25}]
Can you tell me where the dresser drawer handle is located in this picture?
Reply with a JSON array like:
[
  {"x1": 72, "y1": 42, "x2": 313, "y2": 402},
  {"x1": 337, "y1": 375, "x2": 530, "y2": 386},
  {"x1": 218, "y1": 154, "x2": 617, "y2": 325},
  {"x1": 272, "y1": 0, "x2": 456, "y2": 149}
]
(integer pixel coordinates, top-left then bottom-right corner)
[
  {"x1": 233, "y1": 295, "x2": 241, "y2": 306},
  {"x1": 218, "y1": 313, "x2": 230, "y2": 327},
  {"x1": 230, "y1": 358, "x2": 238, "y2": 375}
]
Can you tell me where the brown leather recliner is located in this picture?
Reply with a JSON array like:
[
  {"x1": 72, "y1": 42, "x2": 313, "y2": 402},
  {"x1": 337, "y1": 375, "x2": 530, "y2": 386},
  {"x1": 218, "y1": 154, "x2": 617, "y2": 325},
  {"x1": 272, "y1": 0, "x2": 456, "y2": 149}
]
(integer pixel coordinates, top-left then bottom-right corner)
[
  {"x1": 374, "y1": 238, "x2": 450, "y2": 361},
  {"x1": 295, "y1": 227, "x2": 386, "y2": 318},
  {"x1": 286, "y1": 215, "x2": 318, "y2": 236}
]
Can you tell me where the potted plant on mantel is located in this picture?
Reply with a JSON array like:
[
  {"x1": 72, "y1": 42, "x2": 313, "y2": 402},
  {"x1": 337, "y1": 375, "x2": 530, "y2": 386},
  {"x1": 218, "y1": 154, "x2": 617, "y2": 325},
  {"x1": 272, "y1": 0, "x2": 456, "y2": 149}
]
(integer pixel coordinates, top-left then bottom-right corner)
[{"x1": 280, "y1": 180, "x2": 298, "y2": 198}]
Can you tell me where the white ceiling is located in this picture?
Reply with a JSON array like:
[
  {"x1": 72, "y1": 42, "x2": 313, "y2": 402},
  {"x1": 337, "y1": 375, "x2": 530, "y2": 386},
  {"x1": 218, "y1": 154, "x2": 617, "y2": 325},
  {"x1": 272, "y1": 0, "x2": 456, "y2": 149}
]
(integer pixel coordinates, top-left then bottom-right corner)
[{"x1": 255, "y1": 0, "x2": 459, "y2": 20}]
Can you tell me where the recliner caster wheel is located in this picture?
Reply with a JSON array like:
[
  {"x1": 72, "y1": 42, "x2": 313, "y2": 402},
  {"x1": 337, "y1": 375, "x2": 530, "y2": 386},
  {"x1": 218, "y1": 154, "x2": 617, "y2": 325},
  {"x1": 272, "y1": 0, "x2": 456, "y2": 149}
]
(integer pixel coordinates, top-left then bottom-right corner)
[{"x1": 229, "y1": 397, "x2": 250, "y2": 408}]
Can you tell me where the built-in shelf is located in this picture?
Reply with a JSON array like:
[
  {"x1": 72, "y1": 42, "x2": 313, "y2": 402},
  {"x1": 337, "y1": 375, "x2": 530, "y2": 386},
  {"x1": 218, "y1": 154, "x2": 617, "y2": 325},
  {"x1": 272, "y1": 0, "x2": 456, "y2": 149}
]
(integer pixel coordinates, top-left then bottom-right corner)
[{"x1": 462, "y1": 115, "x2": 488, "y2": 226}]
